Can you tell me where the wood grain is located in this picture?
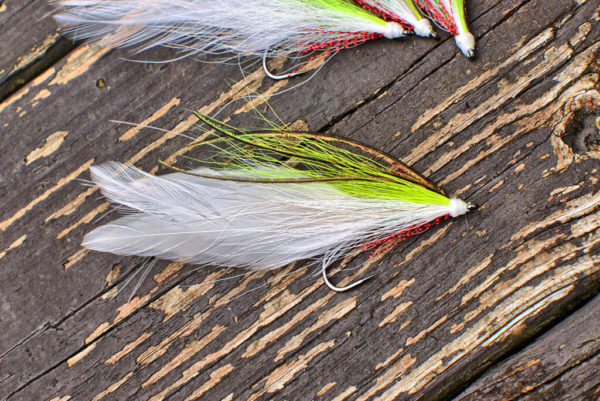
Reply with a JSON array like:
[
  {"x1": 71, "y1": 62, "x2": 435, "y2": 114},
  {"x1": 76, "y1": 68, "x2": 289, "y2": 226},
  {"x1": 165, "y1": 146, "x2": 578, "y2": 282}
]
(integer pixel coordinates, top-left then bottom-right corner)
[
  {"x1": 455, "y1": 293, "x2": 600, "y2": 400},
  {"x1": 0, "y1": 0, "x2": 76, "y2": 100},
  {"x1": 1, "y1": 0, "x2": 599, "y2": 400}
]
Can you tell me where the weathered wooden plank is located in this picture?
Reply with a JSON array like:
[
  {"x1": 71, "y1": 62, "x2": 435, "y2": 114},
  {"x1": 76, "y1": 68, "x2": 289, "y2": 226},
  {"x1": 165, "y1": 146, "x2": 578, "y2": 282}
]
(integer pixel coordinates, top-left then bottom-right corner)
[
  {"x1": 0, "y1": 0, "x2": 75, "y2": 100},
  {"x1": 0, "y1": 46, "x2": 252, "y2": 397},
  {"x1": 455, "y1": 293, "x2": 600, "y2": 401},
  {"x1": 0, "y1": 0, "x2": 599, "y2": 400}
]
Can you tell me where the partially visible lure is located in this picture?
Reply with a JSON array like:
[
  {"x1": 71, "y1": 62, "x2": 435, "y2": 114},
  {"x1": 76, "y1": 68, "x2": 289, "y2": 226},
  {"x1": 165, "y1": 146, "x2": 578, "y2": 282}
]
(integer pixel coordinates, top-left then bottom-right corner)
[
  {"x1": 415, "y1": 0, "x2": 475, "y2": 57},
  {"x1": 83, "y1": 114, "x2": 473, "y2": 291},
  {"x1": 354, "y1": 0, "x2": 438, "y2": 38},
  {"x1": 53, "y1": 0, "x2": 411, "y2": 79}
]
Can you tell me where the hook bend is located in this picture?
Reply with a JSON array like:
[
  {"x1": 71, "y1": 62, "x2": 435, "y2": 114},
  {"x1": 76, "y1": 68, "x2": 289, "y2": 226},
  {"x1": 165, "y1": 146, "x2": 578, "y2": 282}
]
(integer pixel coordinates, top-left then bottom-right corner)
[
  {"x1": 262, "y1": 50, "x2": 306, "y2": 80},
  {"x1": 321, "y1": 262, "x2": 373, "y2": 292}
]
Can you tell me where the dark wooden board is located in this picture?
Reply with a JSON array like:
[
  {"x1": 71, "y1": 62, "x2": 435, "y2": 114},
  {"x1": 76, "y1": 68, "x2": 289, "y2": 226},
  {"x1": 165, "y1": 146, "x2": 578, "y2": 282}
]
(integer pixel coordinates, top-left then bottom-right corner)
[
  {"x1": 1, "y1": 0, "x2": 599, "y2": 400},
  {"x1": 0, "y1": 0, "x2": 76, "y2": 99},
  {"x1": 456, "y1": 293, "x2": 600, "y2": 400}
]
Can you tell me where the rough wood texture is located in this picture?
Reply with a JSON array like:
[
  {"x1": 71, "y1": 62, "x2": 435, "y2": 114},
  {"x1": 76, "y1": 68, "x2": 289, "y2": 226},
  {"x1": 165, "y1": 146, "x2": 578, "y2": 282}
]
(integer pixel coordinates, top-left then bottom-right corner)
[
  {"x1": 1, "y1": 0, "x2": 599, "y2": 400},
  {"x1": 0, "y1": 0, "x2": 75, "y2": 99},
  {"x1": 456, "y1": 293, "x2": 600, "y2": 400}
]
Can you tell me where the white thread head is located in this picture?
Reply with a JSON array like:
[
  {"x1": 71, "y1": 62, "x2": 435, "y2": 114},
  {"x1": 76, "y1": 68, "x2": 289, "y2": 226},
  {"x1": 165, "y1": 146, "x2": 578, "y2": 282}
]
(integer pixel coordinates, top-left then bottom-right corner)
[
  {"x1": 454, "y1": 32, "x2": 475, "y2": 58},
  {"x1": 449, "y1": 198, "x2": 469, "y2": 217},
  {"x1": 383, "y1": 22, "x2": 406, "y2": 39},
  {"x1": 412, "y1": 19, "x2": 435, "y2": 38}
]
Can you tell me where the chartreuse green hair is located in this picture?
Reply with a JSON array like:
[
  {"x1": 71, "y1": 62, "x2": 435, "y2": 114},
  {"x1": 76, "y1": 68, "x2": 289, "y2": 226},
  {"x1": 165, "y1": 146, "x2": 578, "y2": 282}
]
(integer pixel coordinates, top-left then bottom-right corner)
[{"x1": 179, "y1": 113, "x2": 451, "y2": 206}]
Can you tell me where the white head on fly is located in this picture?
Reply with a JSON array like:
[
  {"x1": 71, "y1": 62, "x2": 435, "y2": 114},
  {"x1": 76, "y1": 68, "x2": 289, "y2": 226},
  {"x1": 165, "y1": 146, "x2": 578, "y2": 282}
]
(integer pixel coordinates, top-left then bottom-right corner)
[
  {"x1": 354, "y1": 0, "x2": 439, "y2": 39},
  {"x1": 414, "y1": 0, "x2": 476, "y2": 57}
]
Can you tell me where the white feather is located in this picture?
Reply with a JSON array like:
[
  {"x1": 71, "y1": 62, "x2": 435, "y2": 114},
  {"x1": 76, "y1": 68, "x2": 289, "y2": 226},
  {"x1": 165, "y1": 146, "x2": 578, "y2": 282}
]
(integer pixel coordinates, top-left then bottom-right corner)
[
  {"x1": 52, "y1": 0, "x2": 409, "y2": 58},
  {"x1": 83, "y1": 163, "x2": 458, "y2": 270}
]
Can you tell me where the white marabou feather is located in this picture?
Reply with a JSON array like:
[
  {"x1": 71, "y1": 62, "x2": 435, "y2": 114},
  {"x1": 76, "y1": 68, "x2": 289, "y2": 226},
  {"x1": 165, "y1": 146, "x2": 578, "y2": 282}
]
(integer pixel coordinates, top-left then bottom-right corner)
[{"x1": 83, "y1": 163, "x2": 457, "y2": 270}]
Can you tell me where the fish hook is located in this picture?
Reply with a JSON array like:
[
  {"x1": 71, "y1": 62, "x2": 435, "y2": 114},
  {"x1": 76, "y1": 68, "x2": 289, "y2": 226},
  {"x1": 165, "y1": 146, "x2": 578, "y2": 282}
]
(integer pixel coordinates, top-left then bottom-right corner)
[
  {"x1": 262, "y1": 50, "x2": 306, "y2": 80},
  {"x1": 321, "y1": 261, "x2": 373, "y2": 292}
]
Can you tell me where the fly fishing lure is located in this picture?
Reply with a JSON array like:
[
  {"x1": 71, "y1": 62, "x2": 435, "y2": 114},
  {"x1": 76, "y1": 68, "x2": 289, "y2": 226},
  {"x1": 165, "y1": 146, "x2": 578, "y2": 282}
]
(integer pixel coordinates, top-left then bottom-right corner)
[
  {"x1": 83, "y1": 114, "x2": 472, "y2": 291},
  {"x1": 415, "y1": 0, "x2": 475, "y2": 57},
  {"x1": 354, "y1": 0, "x2": 438, "y2": 38},
  {"x1": 53, "y1": 0, "x2": 414, "y2": 79}
]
